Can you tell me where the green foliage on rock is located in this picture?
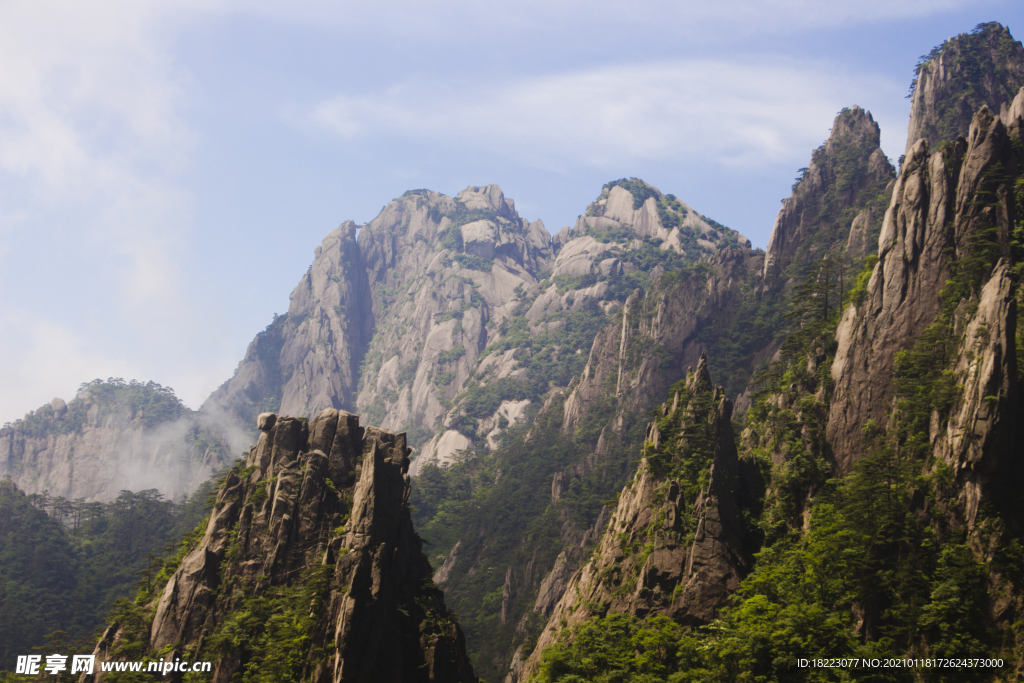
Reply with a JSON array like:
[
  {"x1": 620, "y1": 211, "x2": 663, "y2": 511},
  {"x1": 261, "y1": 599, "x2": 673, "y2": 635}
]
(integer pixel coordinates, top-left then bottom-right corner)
[
  {"x1": 2, "y1": 379, "x2": 188, "y2": 437},
  {"x1": 206, "y1": 565, "x2": 333, "y2": 683},
  {"x1": 909, "y1": 23, "x2": 1024, "y2": 143},
  {"x1": 533, "y1": 614, "x2": 703, "y2": 683},
  {"x1": 605, "y1": 178, "x2": 659, "y2": 210}
]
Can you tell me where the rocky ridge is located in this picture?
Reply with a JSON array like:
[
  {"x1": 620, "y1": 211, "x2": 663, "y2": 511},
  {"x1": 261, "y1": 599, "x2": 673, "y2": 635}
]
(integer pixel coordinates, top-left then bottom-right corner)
[
  {"x1": 829, "y1": 90, "x2": 1024, "y2": 474},
  {"x1": 763, "y1": 106, "x2": 895, "y2": 285},
  {"x1": 517, "y1": 356, "x2": 748, "y2": 680},
  {"x1": 202, "y1": 181, "x2": 750, "y2": 476},
  {"x1": 85, "y1": 409, "x2": 476, "y2": 683}
]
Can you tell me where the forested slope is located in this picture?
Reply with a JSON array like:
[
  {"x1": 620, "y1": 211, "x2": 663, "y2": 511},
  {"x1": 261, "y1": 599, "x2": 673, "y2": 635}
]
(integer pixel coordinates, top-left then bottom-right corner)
[
  {"x1": 513, "y1": 29, "x2": 1024, "y2": 683},
  {"x1": 0, "y1": 478, "x2": 213, "y2": 667}
]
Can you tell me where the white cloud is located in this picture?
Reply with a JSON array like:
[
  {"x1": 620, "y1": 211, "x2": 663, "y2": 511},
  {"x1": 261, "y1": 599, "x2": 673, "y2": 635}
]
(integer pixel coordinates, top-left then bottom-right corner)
[{"x1": 310, "y1": 59, "x2": 906, "y2": 171}]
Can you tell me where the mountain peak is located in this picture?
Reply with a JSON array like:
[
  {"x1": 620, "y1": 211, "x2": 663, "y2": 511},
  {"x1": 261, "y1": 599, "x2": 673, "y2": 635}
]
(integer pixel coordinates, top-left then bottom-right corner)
[
  {"x1": 824, "y1": 105, "x2": 881, "y2": 152},
  {"x1": 455, "y1": 184, "x2": 516, "y2": 219},
  {"x1": 763, "y1": 105, "x2": 895, "y2": 283},
  {"x1": 906, "y1": 22, "x2": 1024, "y2": 152}
]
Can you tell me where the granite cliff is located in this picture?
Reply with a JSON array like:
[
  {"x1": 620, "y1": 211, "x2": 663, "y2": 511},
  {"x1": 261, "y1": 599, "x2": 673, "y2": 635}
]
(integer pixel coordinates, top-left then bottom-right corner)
[
  {"x1": 203, "y1": 182, "x2": 750, "y2": 477},
  {"x1": 502, "y1": 30, "x2": 1024, "y2": 682},
  {"x1": 518, "y1": 356, "x2": 749, "y2": 679},
  {"x1": 829, "y1": 91, "x2": 1024, "y2": 475}
]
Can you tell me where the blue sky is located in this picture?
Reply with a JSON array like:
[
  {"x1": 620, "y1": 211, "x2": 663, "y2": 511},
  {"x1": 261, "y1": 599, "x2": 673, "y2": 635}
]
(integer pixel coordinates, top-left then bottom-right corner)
[{"x1": 0, "y1": 0, "x2": 1021, "y2": 424}]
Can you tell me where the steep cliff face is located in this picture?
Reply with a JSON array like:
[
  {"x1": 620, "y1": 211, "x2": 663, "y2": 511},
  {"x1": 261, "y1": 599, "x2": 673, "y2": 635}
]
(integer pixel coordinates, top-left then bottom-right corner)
[
  {"x1": 0, "y1": 381, "x2": 237, "y2": 502},
  {"x1": 907, "y1": 22, "x2": 1024, "y2": 154},
  {"x1": 355, "y1": 186, "x2": 549, "y2": 449},
  {"x1": 203, "y1": 185, "x2": 549, "y2": 453},
  {"x1": 763, "y1": 106, "x2": 894, "y2": 284},
  {"x1": 829, "y1": 92, "x2": 1024, "y2": 474},
  {"x1": 506, "y1": 91, "x2": 1024, "y2": 681},
  {"x1": 561, "y1": 246, "x2": 762, "y2": 442},
  {"x1": 87, "y1": 410, "x2": 476, "y2": 683},
  {"x1": 518, "y1": 357, "x2": 747, "y2": 681},
  {"x1": 204, "y1": 223, "x2": 373, "y2": 429}
]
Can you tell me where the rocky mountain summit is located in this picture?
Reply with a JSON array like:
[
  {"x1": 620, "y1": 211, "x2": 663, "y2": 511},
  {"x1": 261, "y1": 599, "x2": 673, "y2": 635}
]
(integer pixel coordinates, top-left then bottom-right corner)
[
  {"x1": 763, "y1": 106, "x2": 894, "y2": 283},
  {"x1": 203, "y1": 181, "x2": 750, "y2": 478},
  {"x1": 85, "y1": 410, "x2": 477, "y2": 683}
]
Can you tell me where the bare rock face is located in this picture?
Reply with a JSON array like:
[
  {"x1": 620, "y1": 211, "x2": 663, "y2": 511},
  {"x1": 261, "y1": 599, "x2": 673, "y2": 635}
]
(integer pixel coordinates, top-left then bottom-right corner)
[
  {"x1": 763, "y1": 106, "x2": 895, "y2": 284},
  {"x1": 92, "y1": 410, "x2": 477, "y2": 683},
  {"x1": 932, "y1": 260, "x2": 1018, "y2": 525},
  {"x1": 204, "y1": 187, "x2": 549, "y2": 456},
  {"x1": 828, "y1": 103, "x2": 1021, "y2": 473},
  {"x1": 205, "y1": 179, "x2": 751, "y2": 477},
  {"x1": 577, "y1": 182, "x2": 747, "y2": 256},
  {"x1": 520, "y1": 357, "x2": 747, "y2": 681},
  {"x1": 906, "y1": 22, "x2": 1024, "y2": 154},
  {"x1": 203, "y1": 222, "x2": 373, "y2": 429}
]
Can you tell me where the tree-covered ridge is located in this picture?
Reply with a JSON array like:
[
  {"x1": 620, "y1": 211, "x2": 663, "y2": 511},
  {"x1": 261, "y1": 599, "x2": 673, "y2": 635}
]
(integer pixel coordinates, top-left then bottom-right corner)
[
  {"x1": 1, "y1": 379, "x2": 187, "y2": 437},
  {"x1": 908, "y1": 22, "x2": 1024, "y2": 150},
  {"x1": 0, "y1": 379, "x2": 239, "y2": 506},
  {"x1": 412, "y1": 396, "x2": 631, "y2": 681},
  {"x1": 767, "y1": 106, "x2": 894, "y2": 285},
  {"x1": 0, "y1": 477, "x2": 215, "y2": 670}
]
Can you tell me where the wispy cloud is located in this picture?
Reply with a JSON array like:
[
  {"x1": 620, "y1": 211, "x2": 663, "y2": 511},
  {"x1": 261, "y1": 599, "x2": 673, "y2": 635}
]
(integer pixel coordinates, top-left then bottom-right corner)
[
  {"x1": 310, "y1": 59, "x2": 905, "y2": 170},
  {"x1": 0, "y1": 1, "x2": 216, "y2": 422},
  {"x1": 236, "y1": 0, "x2": 980, "y2": 38}
]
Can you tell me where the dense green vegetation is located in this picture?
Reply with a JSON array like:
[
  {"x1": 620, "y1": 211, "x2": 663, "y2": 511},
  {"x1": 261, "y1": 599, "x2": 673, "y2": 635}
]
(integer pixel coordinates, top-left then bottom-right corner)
[
  {"x1": 204, "y1": 563, "x2": 333, "y2": 683},
  {"x1": 534, "y1": 614, "x2": 704, "y2": 683},
  {"x1": 0, "y1": 478, "x2": 216, "y2": 669},
  {"x1": 527, "y1": 450, "x2": 1005, "y2": 682}
]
